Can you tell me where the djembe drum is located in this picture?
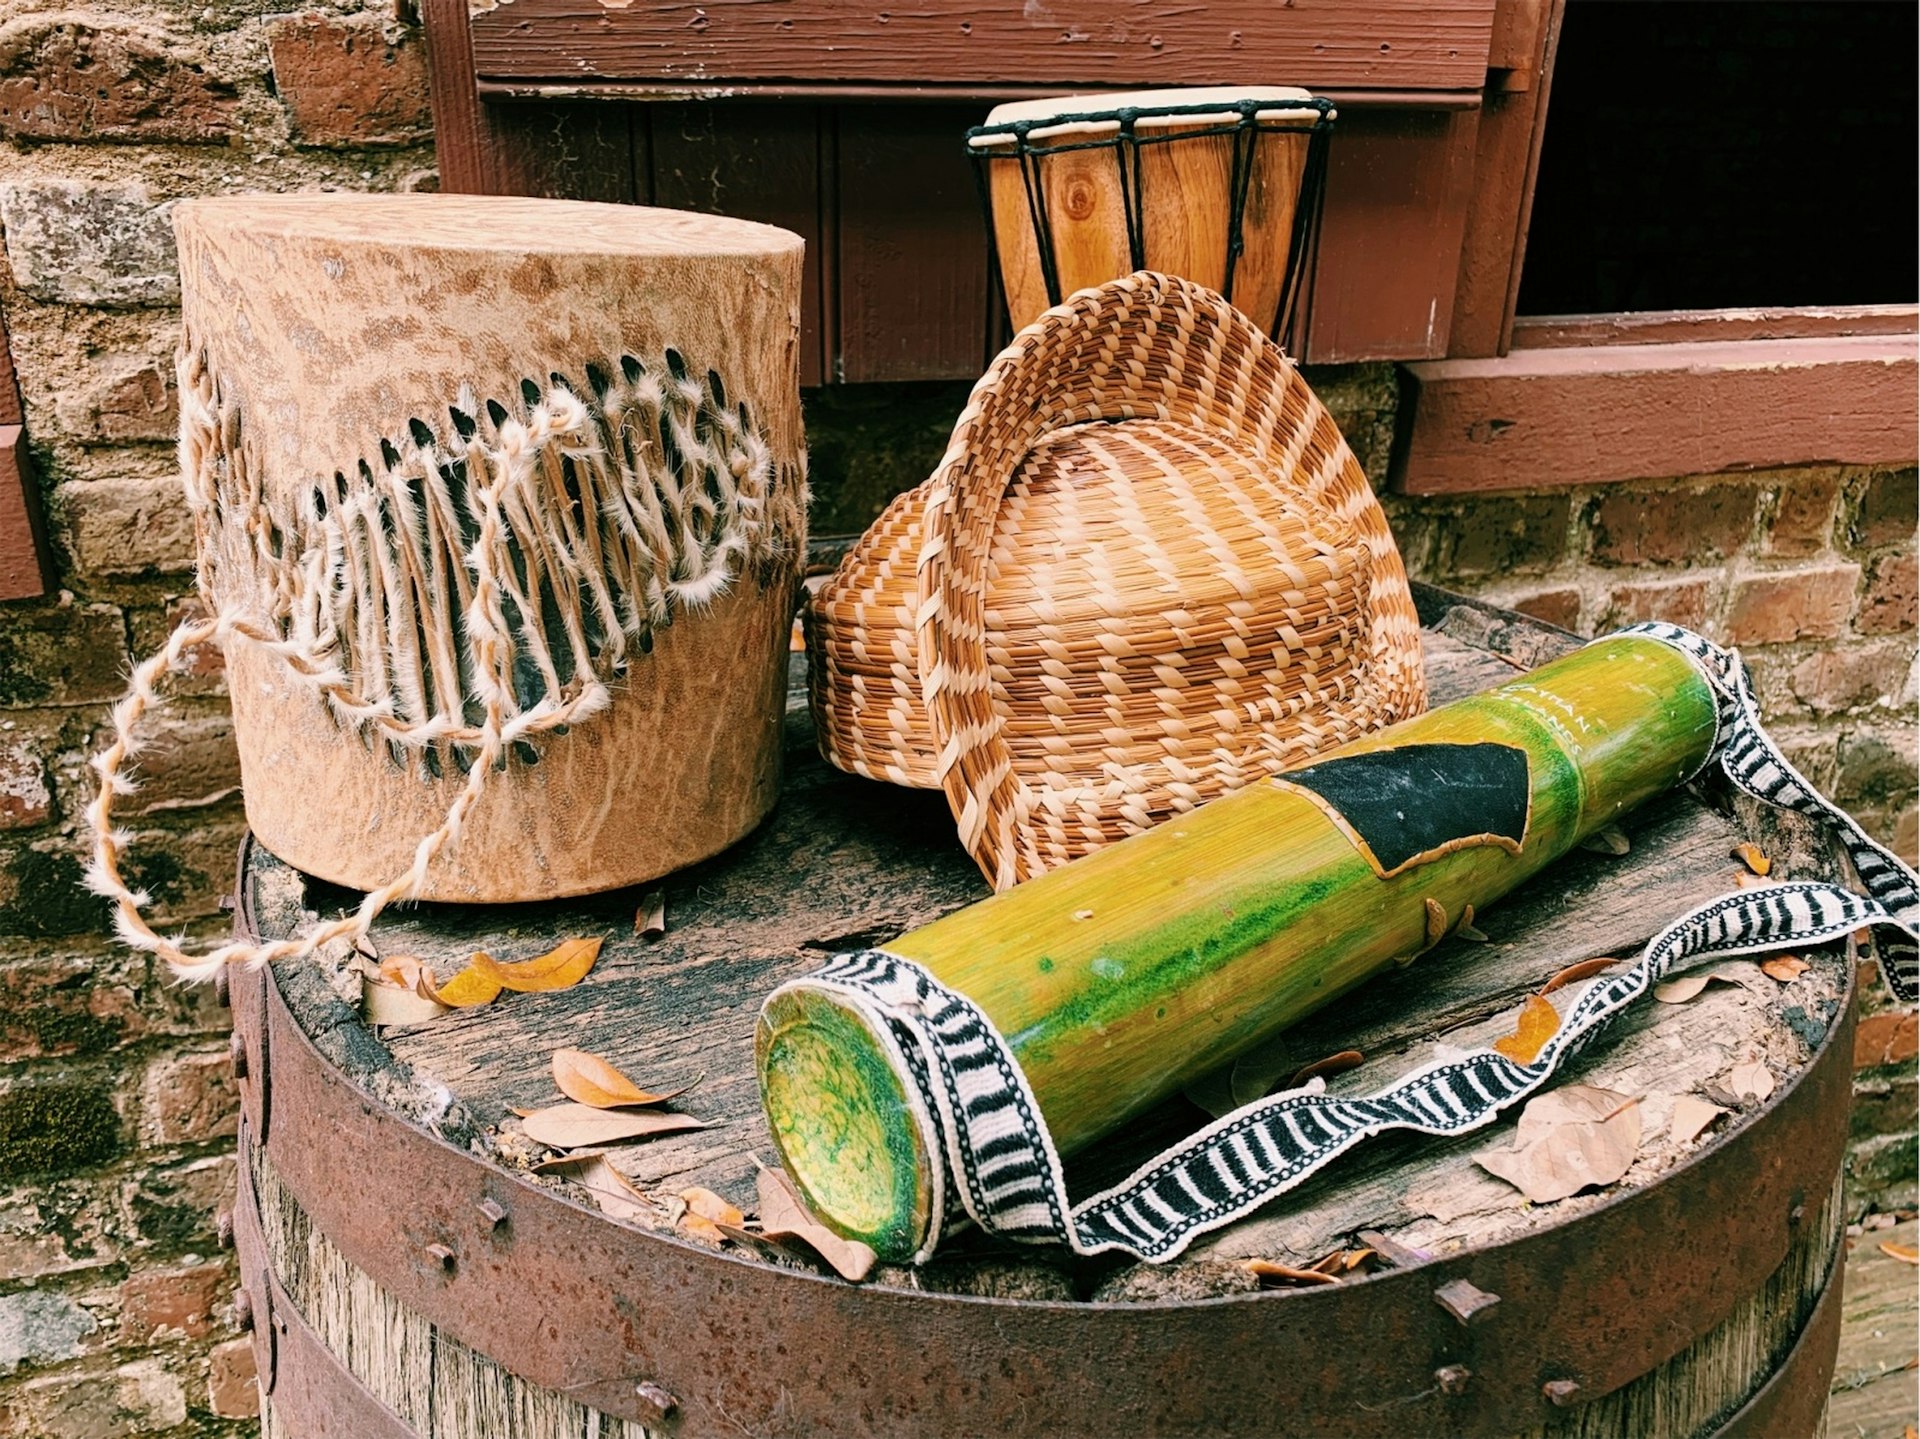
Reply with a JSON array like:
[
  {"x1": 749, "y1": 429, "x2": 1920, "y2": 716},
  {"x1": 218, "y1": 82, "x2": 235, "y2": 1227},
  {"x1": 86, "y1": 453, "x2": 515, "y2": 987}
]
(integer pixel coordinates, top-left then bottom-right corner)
[
  {"x1": 91, "y1": 195, "x2": 809, "y2": 979},
  {"x1": 967, "y1": 87, "x2": 1335, "y2": 334}
]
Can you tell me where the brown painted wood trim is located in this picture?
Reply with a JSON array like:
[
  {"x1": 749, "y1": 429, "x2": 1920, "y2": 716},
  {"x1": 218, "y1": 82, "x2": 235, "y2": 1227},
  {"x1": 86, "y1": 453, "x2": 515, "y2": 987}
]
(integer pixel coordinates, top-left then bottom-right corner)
[
  {"x1": 1513, "y1": 304, "x2": 1920, "y2": 350},
  {"x1": 473, "y1": 81, "x2": 1488, "y2": 111},
  {"x1": 1393, "y1": 333, "x2": 1920, "y2": 495},
  {"x1": 1444, "y1": 0, "x2": 1563, "y2": 358},
  {"x1": 468, "y1": 0, "x2": 1497, "y2": 93},
  {"x1": 0, "y1": 302, "x2": 52, "y2": 602}
]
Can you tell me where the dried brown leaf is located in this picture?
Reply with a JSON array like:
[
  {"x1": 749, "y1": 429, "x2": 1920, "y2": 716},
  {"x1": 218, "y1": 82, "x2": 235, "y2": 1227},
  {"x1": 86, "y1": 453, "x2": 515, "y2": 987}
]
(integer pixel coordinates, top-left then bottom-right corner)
[
  {"x1": 415, "y1": 958, "x2": 504, "y2": 1009},
  {"x1": 1880, "y1": 1242, "x2": 1920, "y2": 1265},
  {"x1": 517, "y1": 1103, "x2": 706, "y2": 1150},
  {"x1": 1287, "y1": 1050, "x2": 1365, "y2": 1090},
  {"x1": 472, "y1": 937, "x2": 602, "y2": 993},
  {"x1": 1540, "y1": 957, "x2": 1617, "y2": 995},
  {"x1": 1492, "y1": 994, "x2": 1561, "y2": 1064},
  {"x1": 1669, "y1": 1095, "x2": 1727, "y2": 1146},
  {"x1": 531, "y1": 1151, "x2": 657, "y2": 1223},
  {"x1": 1476, "y1": 1085, "x2": 1642, "y2": 1204},
  {"x1": 751, "y1": 1165, "x2": 879, "y2": 1282},
  {"x1": 1759, "y1": 955, "x2": 1809, "y2": 982},
  {"x1": 681, "y1": 1186, "x2": 744, "y2": 1227},
  {"x1": 1242, "y1": 1258, "x2": 1341, "y2": 1287},
  {"x1": 1454, "y1": 904, "x2": 1488, "y2": 942},
  {"x1": 1731, "y1": 842, "x2": 1772, "y2": 877},
  {"x1": 552, "y1": 1048, "x2": 693, "y2": 1109},
  {"x1": 635, "y1": 889, "x2": 667, "y2": 939},
  {"x1": 1727, "y1": 1061, "x2": 1775, "y2": 1102},
  {"x1": 1580, "y1": 824, "x2": 1630, "y2": 856}
]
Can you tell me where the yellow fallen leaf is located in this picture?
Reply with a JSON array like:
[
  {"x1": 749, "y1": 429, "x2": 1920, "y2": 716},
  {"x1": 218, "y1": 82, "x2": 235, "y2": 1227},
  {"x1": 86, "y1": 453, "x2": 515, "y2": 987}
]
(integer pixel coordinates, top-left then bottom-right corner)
[
  {"x1": 1493, "y1": 994, "x2": 1561, "y2": 1065},
  {"x1": 677, "y1": 1186, "x2": 744, "y2": 1245},
  {"x1": 1880, "y1": 1242, "x2": 1919, "y2": 1265},
  {"x1": 1759, "y1": 955, "x2": 1809, "y2": 982},
  {"x1": 1242, "y1": 1258, "x2": 1341, "y2": 1286},
  {"x1": 415, "y1": 959, "x2": 505, "y2": 1008},
  {"x1": 517, "y1": 1103, "x2": 706, "y2": 1149},
  {"x1": 472, "y1": 936, "x2": 602, "y2": 992},
  {"x1": 1731, "y1": 842, "x2": 1772, "y2": 876},
  {"x1": 552, "y1": 1048, "x2": 694, "y2": 1109}
]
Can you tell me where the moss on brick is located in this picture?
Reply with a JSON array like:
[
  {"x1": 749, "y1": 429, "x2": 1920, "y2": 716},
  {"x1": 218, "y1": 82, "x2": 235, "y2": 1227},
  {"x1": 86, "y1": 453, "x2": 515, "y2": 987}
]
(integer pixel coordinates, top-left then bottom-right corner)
[
  {"x1": 0, "y1": 846, "x2": 99, "y2": 937},
  {"x1": 0, "y1": 1079, "x2": 123, "y2": 1176}
]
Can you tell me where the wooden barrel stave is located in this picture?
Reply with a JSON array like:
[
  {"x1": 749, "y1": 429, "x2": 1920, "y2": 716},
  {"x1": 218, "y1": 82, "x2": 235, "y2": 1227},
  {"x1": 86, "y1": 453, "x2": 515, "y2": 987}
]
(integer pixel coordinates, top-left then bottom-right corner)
[{"x1": 227, "y1": 590, "x2": 1857, "y2": 1438}]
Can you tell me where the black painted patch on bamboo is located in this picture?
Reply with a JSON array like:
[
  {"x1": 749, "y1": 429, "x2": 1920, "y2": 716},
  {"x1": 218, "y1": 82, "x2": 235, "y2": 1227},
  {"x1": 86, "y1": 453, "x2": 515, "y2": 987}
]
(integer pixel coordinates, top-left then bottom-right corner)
[{"x1": 1277, "y1": 742, "x2": 1531, "y2": 879}]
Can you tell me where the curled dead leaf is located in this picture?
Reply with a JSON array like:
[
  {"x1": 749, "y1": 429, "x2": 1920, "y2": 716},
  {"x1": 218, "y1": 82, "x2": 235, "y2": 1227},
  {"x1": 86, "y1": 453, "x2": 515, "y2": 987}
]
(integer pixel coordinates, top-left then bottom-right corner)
[
  {"x1": 678, "y1": 1186, "x2": 744, "y2": 1245},
  {"x1": 1287, "y1": 1050, "x2": 1365, "y2": 1090},
  {"x1": 1878, "y1": 1242, "x2": 1919, "y2": 1265},
  {"x1": 1422, "y1": 897, "x2": 1447, "y2": 950},
  {"x1": 531, "y1": 1151, "x2": 657, "y2": 1223},
  {"x1": 362, "y1": 976, "x2": 448, "y2": 1026},
  {"x1": 1243, "y1": 1258, "x2": 1341, "y2": 1287},
  {"x1": 552, "y1": 1048, "x2": 694, "y2": 1109},
  {"x1": 1669, "y1": 1095, "x2": 1727, "y2": 1146},
  {"x1": 471, "y1": 937, "x2": 602, "y2": 993},
  {"x1": 1492, "y1": 994, "x2": 1561, "y2": 1065},
  {"x1": 1454, "y1": 904, "x2": 1488, "y2": 943},
  {"x1": 747, "y1": 1164, "x2": 879, "y2": 1282},
  {"x1": 1540, "y1": 957, "x2": 1616, "y2": 995},
  {"x1": 517, "y1": 1103, "x2": 706, "y2": 1150},
  {"x1": 1476, "y1": 1085, "x2": 1642, "y2": 1204},
  {"x1": 1759, "y1": 955, "x2": 1809, "y2": 983},
  {"x1": 1731, "y1": 842, "x2": 1772, "y2": 876},
  {"x1": 635, "y1": 890, "x2": 667, "y2": 939}
]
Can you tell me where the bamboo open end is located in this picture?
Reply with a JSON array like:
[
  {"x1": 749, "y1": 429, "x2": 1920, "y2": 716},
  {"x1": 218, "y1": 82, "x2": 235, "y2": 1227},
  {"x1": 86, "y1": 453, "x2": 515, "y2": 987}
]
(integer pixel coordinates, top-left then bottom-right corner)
[{"x1": 757, "y1": 989, "x2": 934, "y2": 1260}]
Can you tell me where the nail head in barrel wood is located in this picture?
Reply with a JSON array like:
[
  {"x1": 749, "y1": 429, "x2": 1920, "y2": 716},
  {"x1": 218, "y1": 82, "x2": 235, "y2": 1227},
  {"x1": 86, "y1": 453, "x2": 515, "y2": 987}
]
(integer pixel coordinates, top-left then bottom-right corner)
[
  {"x1": 227, "y1": 1030, "x2": 248, "y2": 1080},
  {"x1": 635, "y1": 1381, "x2": 679, "y2": 1422},
  {"x1": 1435, "y1": 1364, "x2": 1471, "y2": 1395},
  {"x1": 1433, "y1": 1277, "x2": 1501, "y2": 1326},
  {"x1": 1543, "y1": 1378, "x2": 1584, "y2": 1407},
  {"x1": 477, "y1": 1197, "x2": 508, "y2": 1231},
  {"x1": 424, "y1": 1243, "x2": 455, "y2": 1271}
]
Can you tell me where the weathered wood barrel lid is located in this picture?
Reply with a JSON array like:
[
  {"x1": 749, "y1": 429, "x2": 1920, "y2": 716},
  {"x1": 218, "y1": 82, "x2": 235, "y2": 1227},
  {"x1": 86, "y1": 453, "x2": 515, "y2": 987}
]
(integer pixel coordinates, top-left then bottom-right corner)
[{"x1": 228, "y1": 585, "x2": 1854, "y2": 1439}]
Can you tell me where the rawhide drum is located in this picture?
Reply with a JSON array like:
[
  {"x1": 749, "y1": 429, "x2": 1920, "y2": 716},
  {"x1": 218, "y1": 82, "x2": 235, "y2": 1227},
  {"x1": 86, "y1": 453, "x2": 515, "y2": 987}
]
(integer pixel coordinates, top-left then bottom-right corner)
[
  {"x1": 968, "y1": 87, "x2": 1334, "y2": 333},
  {"x1": 166, "y1": 196, "x2": 806, "y2": 903},
  {"x1": 228, "y1": 592, "x2": 1855, "y2": 1439}
]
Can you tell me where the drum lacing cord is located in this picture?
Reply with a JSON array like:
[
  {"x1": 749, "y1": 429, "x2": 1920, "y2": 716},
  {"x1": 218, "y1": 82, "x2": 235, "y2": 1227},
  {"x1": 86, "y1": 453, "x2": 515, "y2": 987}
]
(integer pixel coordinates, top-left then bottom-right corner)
[
  {"x1": 771, "y1": 623, "x2": 1918, "y2": 1265},
  {"x1": 86, "y1": 341, "x2": 802, "y2": 983}
]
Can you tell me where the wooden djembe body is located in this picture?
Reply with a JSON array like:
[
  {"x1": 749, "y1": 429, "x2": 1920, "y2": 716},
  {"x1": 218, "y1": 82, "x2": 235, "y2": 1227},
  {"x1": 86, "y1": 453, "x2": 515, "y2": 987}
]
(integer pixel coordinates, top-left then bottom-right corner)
[{"x1": 173, "y1": 196, "x2": 806, "y2": 901}]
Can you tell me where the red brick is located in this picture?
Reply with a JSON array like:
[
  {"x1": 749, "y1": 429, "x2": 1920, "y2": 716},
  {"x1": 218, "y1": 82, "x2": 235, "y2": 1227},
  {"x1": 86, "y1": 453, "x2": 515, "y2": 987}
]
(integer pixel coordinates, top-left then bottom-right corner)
[
  {"x1": 0, "y1": 953, "x2": 144, "y2": 1062},
  {"x1": 1854, "y1": 468, "x2": 1918, "y2": 549},
  {"x1": 1604, "y1": 575, "x2": 1712, "y2": 631},
  {"x1": 1506, "y1": 586, "x2": 1582, "y2": 631},
  {"x1": 1591, "y1": 484, "x2": 1756, "y2": 565},
  {"x1": 96, "y1": 709, "x2": 239, "y2": 817},
  {"x1": 1721, "y1": 562, "x2": 1860, "y2": 645},
  {"x1": 139, "y1": 1049, "x2": 237, "y2": 1146},
  {"x1": 1858, "y1": 550, "x2": 1917, "y2": 636},
  {"x1": 1855, "y1": 1011, "x2": 1919, "y2": 1069},
  {"x1": 1763, "y1": 470, "x2": 1841, "y2": 557},
  {"x1": 119, "y1": 1261, "x2": 230, "y2": 1341},
  {"x1": 1788, "y1": 639, "x2": 1913, "y2": 715},
  {"x1": 0, "y1": 739, "x2": 51, "y2": 829},
  {"x1": 1444, "y1": 495, "x2": 1568, "y2": 578},
  {"x1": 0, "y1": 19, "x2": 236, "y2": 144},
  {"x1": 267, "y1": 15, "x2": 431, "y2": 148},
  {"x1": 207, "y1": 1337, "x2": 257, "y2": 1419}
]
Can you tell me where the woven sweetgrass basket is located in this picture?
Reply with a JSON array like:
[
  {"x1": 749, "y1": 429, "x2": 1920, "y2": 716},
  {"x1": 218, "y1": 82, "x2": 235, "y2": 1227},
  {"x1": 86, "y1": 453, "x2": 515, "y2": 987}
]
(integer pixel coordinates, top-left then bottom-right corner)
[{"x1": 807, "y1": 271, "x2": 1426, "y2": 890}]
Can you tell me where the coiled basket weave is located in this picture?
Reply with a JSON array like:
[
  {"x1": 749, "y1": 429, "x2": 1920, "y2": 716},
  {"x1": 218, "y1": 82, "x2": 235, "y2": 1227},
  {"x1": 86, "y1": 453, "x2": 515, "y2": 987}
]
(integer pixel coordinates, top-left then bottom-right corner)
[{"x1": 807, "y1": 271, "x2": 1426, "y2": 890}]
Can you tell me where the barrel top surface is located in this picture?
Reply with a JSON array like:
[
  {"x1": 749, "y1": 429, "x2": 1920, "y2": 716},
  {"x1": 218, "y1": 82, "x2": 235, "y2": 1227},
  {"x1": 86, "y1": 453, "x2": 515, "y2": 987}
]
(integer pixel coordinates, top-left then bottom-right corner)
[
  {"x1": 241, "y1": 588, "x2": 1853, "y2": 1306},
  {"x1": 175, "y1": 193, "x2": 806, "y2": 258}
]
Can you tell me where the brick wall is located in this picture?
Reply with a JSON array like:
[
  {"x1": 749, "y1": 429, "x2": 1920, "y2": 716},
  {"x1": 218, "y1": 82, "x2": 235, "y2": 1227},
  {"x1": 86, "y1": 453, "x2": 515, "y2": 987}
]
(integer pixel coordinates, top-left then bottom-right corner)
[
  {"x1": 0, "y1": 14, "x2": 1914, "y2": 1431},
  {"x1": 0, "y1": 0, "x2": 431, "y2": 1431}
]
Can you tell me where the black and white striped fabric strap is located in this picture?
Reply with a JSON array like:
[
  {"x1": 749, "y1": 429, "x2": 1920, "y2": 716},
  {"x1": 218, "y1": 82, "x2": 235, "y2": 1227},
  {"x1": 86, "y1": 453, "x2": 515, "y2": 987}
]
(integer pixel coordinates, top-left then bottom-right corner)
[{"x1": 786, "y1": 624, "x2": 1919, "y2": 1264}]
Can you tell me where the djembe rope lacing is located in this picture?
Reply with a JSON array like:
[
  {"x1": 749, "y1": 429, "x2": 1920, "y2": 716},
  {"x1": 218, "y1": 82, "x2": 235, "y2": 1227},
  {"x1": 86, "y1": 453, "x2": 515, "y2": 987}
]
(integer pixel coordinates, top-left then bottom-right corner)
[
  {"x1": 87, "y1": 340, "x2": 802, "y2": 982},
  {"x1": 774, "y1": 623, "x2": 1920, "y2": 1265}
]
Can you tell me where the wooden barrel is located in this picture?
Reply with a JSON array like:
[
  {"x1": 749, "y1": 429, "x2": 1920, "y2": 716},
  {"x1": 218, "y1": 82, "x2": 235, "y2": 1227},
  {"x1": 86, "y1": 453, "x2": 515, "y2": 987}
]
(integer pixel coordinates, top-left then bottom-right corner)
[{"x1": 224, "y1": 583, "x2": 1854, "y2": 1439}]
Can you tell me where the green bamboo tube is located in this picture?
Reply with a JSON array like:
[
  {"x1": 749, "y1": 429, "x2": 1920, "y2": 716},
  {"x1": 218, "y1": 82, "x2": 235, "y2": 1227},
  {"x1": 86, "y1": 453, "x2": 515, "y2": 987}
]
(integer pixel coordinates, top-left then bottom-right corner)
[{"x1": 759, "y1": 635, "x2": 1719, "y2": 1259}]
